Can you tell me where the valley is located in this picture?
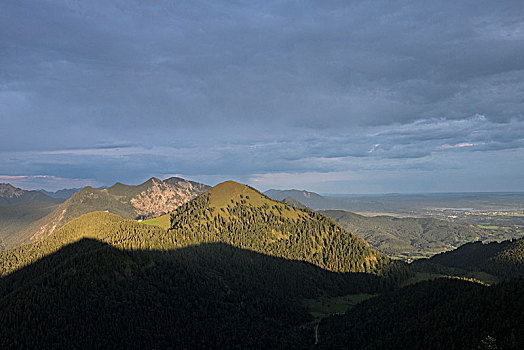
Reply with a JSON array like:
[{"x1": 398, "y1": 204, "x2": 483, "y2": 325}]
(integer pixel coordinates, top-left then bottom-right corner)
[{"x1": 267, "y1": 189, "x2": 523, "y2": 261}]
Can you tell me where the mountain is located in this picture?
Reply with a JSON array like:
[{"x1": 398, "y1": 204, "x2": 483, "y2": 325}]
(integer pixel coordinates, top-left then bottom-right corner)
[
  {"x1": 281, "y1": 196, "x2": 308, "y2": 209},
  {"x1": 7, "y1": 177, "x2": 210, "y2": 248},
  {"x1": 265, "y1": 188, "x2": 335, "y2": 209},
  {"x1": 0, "y1": 183, "x2": 61, "y2": 206},
  {"x1": 317, "y1": 277, "x2": 524, "y2": 349},
  {"x1": 320, "y1": 209, "x2": 507, "y2": 260},
  {"x1": 0, "y1": 184, "x2": 63, "y2": 250},
  {"x1": 414, "y1": 238, "x2": 524, "y2": 280},
  {"x1": 0, "y1": 181, "x2": 400, "y2": 277},
  {"x1": 166, "y1": 181, "x2": 398, "y2": 275},
  {"x1": 39, "y1": 188, "x2": 81, "y2": 199}
]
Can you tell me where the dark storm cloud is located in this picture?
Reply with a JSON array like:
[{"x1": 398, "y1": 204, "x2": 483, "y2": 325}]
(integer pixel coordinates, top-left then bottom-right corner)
[{"x1": 1, "y1": 0, "x2": 523, "y2": 192}]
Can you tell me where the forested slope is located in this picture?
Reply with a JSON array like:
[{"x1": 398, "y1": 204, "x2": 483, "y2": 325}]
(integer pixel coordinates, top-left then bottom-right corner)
[
  {"x1": 1, "y1": 237, "x2": 385, "y2": 348},
  {"x1": 317, "y1": 277, "x2": 524, "y2": 349},
  {"x1": 1, "y1": 182, "x2": 521, "y2": 348},
  {"x1": 166, "y1": 181, "x2": 398, "y2": 274},
  {"x1": 414, "y1": 238, "x2": 524, "y2": 280}
]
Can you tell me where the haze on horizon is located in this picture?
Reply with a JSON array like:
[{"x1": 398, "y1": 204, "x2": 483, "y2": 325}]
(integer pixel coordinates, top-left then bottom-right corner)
[{"x1": 1, "y1": 1, "x2": 523, "y2": 193}]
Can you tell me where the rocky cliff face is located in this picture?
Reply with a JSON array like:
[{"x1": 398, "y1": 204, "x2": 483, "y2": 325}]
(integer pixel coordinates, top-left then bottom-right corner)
[{"x1": 131, "y1": 178, "x2": 210, "y2": 218}]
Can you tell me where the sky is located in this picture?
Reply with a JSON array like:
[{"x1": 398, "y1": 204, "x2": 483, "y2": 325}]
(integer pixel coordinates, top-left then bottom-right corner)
[{"x1": 1, "y1": 0, "x2": 523, "y2": 193}]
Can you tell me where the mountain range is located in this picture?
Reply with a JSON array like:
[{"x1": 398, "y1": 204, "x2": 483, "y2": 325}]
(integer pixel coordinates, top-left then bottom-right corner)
[
  {"x1": 0, "y1": 183, "x2": 62, "y2": 206},
  {"x1": 0, "y1": 177, "x2": 209, "y2": 249},
  {"x1": 0, "y1": 179, "x2": 522, "y2": 347}
]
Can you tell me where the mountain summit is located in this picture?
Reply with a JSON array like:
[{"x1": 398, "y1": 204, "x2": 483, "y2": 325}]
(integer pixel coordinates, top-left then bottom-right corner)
[{"x1": 168, "y1": 181, "x2": 392, "y2": 274}]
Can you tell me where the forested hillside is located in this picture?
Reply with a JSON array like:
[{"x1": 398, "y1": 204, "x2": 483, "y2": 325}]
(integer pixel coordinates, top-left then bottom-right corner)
[
  {"x1": 317, "y1": 277, "x2": 524, "y2": 349},
  {"x1": 0, "y1": 182, "x2": 522, "y2": 348},
  {"x1": 166, "y1": 181, "x2": 398, "y2": 274},
  {"x1": 414, "y1": 238, "x2": 524, "y2": 281},
  {"x1": 0, "y1": 235, "x2": 390, "y2": 348}
]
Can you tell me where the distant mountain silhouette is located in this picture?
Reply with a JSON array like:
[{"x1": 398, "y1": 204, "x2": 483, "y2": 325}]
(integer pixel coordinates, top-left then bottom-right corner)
[
  {"x1": 0, "y1": 183, "x2": 63, "y2": 249},
  {"x1": 0, "y1": 183, "x2": 61, "y2": 206},
  {"x1": 265, "y1": 189, "x2": 334, "y2": 209},
  {"x1": 39, "y1": 188, "x2": 81, "y2": 199}
]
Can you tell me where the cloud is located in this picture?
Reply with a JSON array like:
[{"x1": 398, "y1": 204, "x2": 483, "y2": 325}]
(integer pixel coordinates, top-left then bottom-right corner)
[
  {"x1": 440, "y1": 143, "x2": 476, "y2": 149},
  {"x1": 0, "y1": 1, "x2": 523, "y2": 192},
  {"x1": 250, "y1": 171, "x2": 357, "y2": 189}
]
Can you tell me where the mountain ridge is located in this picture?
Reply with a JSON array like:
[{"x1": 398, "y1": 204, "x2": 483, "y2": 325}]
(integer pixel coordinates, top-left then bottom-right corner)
[
  {"x1": 4, "y1": 177, "x2": 209, "y2": 249},
  {"x1": 0, "y1": 183, "x2": 62, "y2": 206}
]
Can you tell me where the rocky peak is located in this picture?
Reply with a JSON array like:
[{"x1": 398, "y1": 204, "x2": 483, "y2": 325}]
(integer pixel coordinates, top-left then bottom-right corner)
[
  {"x1": 0, "y1": 183, "x2": 24, "y2": 198},
  {"x1": 130, "y1": 178, "x2": 210, "y2": 218}
]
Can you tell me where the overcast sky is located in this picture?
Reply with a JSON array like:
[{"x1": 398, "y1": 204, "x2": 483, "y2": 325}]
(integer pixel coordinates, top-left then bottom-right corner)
[{"x1": 1, "y1": 0, "x2": 523, "y2": 193}]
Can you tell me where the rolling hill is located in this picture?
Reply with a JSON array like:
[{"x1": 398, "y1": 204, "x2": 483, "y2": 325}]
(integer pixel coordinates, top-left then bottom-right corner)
[
  {"x1": 4, "y1": 177, "x2": 209, "y2": 249},
  {"x1": 321, "y1": 210, "x2": 508, "y2": 260},
  {"x1": 281, "y1": 196, "x2": 308, "y2": 209}
]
